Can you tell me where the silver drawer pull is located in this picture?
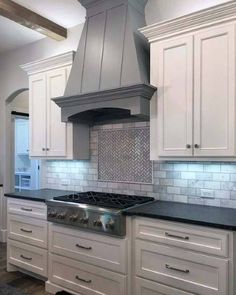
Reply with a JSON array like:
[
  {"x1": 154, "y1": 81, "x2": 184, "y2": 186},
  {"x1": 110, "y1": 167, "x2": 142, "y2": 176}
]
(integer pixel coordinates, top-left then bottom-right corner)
[
  {"x1": 21, "y1": 207, "x2": 32, "y2": 212},
  {"x1": 166, "y1": 264, "x2": 190, "y2": 274},
  {"x1": 75, "y1": 275, "x2": 92, "y2": 284},
  {"x1": 165, "y1": 232, "x2": 189, "y2": 240},
  {"x1": 20, "y1": 228, "x2": 33, "y2": 233},
  {"x1": 20, "y1": 254, "x2": 32, "y2": 261},
  {"x1": 76, "y1": 244, "x2": 92, "y2": 250}
]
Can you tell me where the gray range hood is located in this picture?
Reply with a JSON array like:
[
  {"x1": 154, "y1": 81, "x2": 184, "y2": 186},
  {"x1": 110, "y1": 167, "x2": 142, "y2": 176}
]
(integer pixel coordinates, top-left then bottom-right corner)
[{"x1": 53, "y1": 0, "x2": 156, "y2": 125}]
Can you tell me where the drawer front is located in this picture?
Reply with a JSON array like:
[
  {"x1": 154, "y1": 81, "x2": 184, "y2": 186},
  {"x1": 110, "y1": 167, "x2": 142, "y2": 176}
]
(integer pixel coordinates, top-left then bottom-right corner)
[
  {"x1": 135, "y1": 277, "x2": 195, "y2": 295},
  {"x1": 49, "y1": 224, "x2": 127, "y2": 274},
  {"x1": 8, "y1": 214, "x2": 48, "y2": 248},
  {"x1": 8, "y1": 240, "x2": 47, "y2": 277},
  {"x1": 135, "y1": 240, "x2": 228, "y2": 295},
  {"x1": 49, "y1": 254, "x2": 127, "y2": 295},
  {"x1": 8, "y1": 199, "x2": 47, "y2": 220},
  {"x1": 135, "y1": 218, "x2": 229, "y2": 257}
]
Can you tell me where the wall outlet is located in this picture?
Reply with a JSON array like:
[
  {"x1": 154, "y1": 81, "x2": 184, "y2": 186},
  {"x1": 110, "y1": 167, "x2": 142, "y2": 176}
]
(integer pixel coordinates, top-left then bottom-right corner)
[{"x1": 200, "y1": 189, "x2": 215, "y2": 199}]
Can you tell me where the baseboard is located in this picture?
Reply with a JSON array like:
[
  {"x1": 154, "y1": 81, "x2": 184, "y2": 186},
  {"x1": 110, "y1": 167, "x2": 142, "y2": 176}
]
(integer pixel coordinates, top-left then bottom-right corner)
[{"x1": 0, "y1": 229, "x2": 7, "y2": 243}]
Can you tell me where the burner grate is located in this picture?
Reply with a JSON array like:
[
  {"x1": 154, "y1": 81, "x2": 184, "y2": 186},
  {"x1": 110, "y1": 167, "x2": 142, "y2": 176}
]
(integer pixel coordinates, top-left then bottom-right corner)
[{"x1": 54, "y1": 191, "x2": 154, "y2": 209}]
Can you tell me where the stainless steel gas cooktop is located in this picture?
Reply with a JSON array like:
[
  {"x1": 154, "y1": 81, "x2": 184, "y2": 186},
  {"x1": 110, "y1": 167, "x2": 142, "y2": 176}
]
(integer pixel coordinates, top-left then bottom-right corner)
[{"x1": 46, "y1": 191, "x2": 154, "y2": 237}]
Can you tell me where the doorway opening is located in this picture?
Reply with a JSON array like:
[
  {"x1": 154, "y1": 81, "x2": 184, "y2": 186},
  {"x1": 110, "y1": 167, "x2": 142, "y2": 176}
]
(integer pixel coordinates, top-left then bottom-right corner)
[{"x1": 7, "y1": 90, "x2": 40, "y2": 192}]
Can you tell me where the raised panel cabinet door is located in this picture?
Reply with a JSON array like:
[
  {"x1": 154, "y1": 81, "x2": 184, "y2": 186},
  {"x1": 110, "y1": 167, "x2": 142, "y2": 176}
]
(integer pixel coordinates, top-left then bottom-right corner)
[
  {"x1": 46, "y1": 68, "x2": 67, "y2": 157},
  {"x1": 155, "y1": 36, "x2": 194, "y2": 156},
  {"x1": 29, "y1": 73, "x2": 47, "y2": 157},
  {"x1": 194, "y1": 24, "x2": 235, "y2": 156}
]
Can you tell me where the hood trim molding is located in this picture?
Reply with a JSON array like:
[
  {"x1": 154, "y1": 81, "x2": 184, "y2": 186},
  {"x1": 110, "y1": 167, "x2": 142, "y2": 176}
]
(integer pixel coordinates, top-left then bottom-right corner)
[
  {"x1": 53, "y1": 83, "x2": 156, "y2": 123},
  {"x1": 53, "y1": 83, "x2": 156, "y2": 107}
]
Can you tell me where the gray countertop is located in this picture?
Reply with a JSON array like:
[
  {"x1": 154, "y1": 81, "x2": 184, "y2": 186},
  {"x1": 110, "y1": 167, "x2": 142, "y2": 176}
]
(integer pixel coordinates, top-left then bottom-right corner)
[
  {"x1": 4, "y1": 188, "x2": 73, "y2": 202},
  {"x1": 124, "y1": 200, "x2": 236, "y2": 231}
]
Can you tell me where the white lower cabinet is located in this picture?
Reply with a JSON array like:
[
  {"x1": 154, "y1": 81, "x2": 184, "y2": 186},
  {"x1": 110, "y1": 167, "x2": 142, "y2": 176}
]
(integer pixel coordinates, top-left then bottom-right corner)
[
  {"x1": 135, "y1": 277, "x2": 194, "y2": 295},
  {"x1": 8, "y1": 239, "x2": 47, "y2": 277},
  {"x1": 135, "y1": 240, "x2": 228, "y2": 295},
  {"x1": 48, "y1": 254, "x2": 127, "y2": 295},
  {"x1": 133, "y1": 218, "x2": 234, "y2": 295},
  {"x1": 46, "y1": 223, "x2": 129, "y2": 295},
  {"x1": 7, "y1": 198, "x2": 48, "y2": 278}
]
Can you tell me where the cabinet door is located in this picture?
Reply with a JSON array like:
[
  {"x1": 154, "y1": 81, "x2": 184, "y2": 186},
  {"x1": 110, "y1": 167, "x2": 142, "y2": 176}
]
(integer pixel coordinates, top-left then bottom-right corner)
[
  {"x1": 29, "y1": 73, "x2": 47, "y2": 157},
  {"x1": 156, "y1": 36, "x2": 193, "y2": 156},
  {"x1": 46, "y1": 68, "x2": 67, "y2": 157},
  {"x1": 194, "y1": 24, "x2": 235, "y2": 156},
  {"x1": 15, "y1": 120, "x2": 29, "y2": 155}
]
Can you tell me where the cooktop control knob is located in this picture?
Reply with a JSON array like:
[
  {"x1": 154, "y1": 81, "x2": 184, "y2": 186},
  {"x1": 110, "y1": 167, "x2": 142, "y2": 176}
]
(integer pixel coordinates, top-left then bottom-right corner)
[
  {"x1": 48, "y1": 211, "x2": 57, "y2": 218},
  {"x1": 69, "y1": 214, "x2": 79, "y2": 222},
  {"x1": 93, "y1": 219, "x2": 103, "y2": 227},
  {"x1": 57, "y1": 212, "x2": 66, "y2": 220},
  {"x1": 105, "y1": 219, "x2": 115, "y2": 230},
  {"x1": 80, "y1": 217, "x2": 89, "y2": 224}
]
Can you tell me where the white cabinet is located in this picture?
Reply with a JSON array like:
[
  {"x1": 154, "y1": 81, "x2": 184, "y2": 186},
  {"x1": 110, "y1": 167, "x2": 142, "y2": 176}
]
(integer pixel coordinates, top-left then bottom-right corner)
[
  {"x1": 133, "y1": 217, "x2": 235, "y2": 295},
  {"x1": 15, "y1": 119, "x2": 29, "y2": 155},
  {"x1": 46, "y1": 223, "x2": 130, "y2": 295},
  {"x1": 154, "y1": 36, "x2": 193, "y2": 157},
  {"x1": 194, "y1": 25, "x2": 235, "y2": 157},
  {"x1": 29, "y1": 73, "x2": 47, "y2": 157},
  {"x1": 22, "y1": 51, "x2": 89, "y2": 160},
  {"x1": 142, "y1": 2, "x2": 236, "y2": 160},
  {"x1": 7, "y1": 198, "x2": 48, "y2": 278},
  {"x1": 29, "y1": 67, "x2": 70, "y2": 158}
]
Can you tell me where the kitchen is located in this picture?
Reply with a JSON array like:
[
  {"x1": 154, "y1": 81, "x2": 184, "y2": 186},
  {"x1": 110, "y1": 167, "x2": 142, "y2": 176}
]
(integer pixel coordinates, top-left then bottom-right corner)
[{"x1": 1, "y1": 0, "x2": 236, "y2": 294}]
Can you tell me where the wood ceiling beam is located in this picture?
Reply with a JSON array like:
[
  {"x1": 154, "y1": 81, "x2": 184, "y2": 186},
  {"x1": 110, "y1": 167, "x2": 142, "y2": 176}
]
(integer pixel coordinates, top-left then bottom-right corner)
[{"x1": 0, "y1": 0, "x2": 67, "y2": 41}]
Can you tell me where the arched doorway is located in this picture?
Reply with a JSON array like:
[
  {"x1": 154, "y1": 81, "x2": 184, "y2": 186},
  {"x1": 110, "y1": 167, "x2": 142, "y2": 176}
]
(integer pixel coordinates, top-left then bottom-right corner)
[{"x1": 5, "y1": 88, "x2": 40, "y2": 192}]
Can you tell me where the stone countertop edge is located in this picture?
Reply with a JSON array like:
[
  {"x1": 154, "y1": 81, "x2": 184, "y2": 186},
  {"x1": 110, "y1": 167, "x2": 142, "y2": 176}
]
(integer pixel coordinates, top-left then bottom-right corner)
[
  {"x1": 123, "y1": 200, "x2": 236, "y2": 231},
  {"x1": 4, "y1": 188, "x2": 74, "y2": 202}
]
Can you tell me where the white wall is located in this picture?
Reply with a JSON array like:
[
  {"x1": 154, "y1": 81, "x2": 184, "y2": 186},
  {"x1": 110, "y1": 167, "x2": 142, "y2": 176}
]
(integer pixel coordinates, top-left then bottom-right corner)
[{"x1": 145, "y1": 0, "x2": 231, "y2": 25}]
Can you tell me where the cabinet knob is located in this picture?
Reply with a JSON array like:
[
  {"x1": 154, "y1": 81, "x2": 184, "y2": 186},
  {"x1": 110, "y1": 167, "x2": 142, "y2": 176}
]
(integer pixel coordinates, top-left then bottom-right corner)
[
  {"x1": 194, "y1": 144, "x2": 200, "y2": 149},
  {"x1": 186, "y1": 144, "x2": 191, "y2": 149},
  {"x1": 42, "y1": 148, "x2": 46, "y2": 151},
  {"x1": 46, "y1": 148, "x2": 50, "y2": 151}
]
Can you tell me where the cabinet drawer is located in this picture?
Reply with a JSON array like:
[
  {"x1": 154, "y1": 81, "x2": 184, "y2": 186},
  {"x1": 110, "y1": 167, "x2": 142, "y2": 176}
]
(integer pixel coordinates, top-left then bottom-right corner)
[
  {"x1": 8, "y1": 199, "x2": 47, "y2": 220},
  {"x1": 135, "y1": 277, "x2": 195, "y2": 295},
  {"x1": 49, "y1": 224, "x2": 127, "y2": 274},
  {"x1": 135, "y1": 240, "x2": 228, "y2": 295},
  {"x1": 49, "y1": 254, "x2": 127, "y2": 295},
  {"x1": 8, "y1": 240, "x2": 47, "y2": 277},
  {"x1": 8, "y1": 214, "x2": 48, "y2": 248},
  {"x1": 135, "y1": 218, "x2": 229, "y2": 257}
]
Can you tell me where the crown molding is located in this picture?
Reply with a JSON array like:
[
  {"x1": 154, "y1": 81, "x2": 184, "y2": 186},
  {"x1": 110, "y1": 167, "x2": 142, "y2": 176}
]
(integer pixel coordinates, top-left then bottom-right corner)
[
  {"x1": 140, "y1": 1, "x2": 236, "y2": 43},
  {"x1": 20, "y1": 51, "x2": 75, "y2": 75}
]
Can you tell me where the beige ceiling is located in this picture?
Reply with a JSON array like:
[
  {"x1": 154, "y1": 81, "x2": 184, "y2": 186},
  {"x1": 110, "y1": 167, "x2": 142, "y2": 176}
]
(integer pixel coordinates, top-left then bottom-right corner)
[{"x1": 0, "y1": 0, "x2": 86, "y2": 54}]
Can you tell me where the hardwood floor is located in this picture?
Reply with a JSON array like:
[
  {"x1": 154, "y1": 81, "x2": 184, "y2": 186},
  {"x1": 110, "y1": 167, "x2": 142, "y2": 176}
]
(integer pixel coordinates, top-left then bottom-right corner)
[{"x1": 0, "y1": 243, "x2": 50, "y2": 295}]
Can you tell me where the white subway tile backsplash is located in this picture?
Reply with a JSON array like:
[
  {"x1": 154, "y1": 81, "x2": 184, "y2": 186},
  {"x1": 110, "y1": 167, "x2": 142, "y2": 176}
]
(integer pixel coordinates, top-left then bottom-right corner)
[{"x1": 41, "y1": 124, "x2": 236, "y2": 209}]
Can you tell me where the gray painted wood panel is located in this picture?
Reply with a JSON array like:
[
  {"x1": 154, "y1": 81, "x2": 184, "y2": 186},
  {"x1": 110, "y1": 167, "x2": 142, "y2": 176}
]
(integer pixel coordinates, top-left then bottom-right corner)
[
  {"x1": 100, "y1": 4, "x2": 126, "y2": 90},
  {"x1": 81, "y1": 12, "x2": 106, "y2": 93}
]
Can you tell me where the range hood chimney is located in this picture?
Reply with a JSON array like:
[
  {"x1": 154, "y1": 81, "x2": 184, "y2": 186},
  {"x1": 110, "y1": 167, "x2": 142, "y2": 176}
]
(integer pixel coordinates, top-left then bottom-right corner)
[{"x1": 53, "y1": 0, "x2": 156, "y2": 125}]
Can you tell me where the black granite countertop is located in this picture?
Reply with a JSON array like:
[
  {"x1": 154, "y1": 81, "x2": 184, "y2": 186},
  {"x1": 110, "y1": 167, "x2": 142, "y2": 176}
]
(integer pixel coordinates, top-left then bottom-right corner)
[
  {"x1": 5, "y1": 188, "x2": 73, "y2": 202},
  {"x1": 123, "y1": 200, "x2": 236, "y2": 231}
]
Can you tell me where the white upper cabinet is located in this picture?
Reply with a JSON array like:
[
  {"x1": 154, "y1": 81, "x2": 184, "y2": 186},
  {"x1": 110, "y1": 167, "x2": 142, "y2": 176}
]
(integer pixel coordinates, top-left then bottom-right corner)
[
  {"x1": 29, "y1": 73, "x2": 47, "y2": 157},
  {"x1": 194, "y1": 25, "x2": 235, "y2": 157},
  {"x1": 142, "y1": 1, "x2": 236, "y2": 160},
  {"x1": 46, "y1": 68, "x2": 68, "y2": 157},
  {"x1": 21, "y1": 52, "x2": 89, "y2": 160},
  {"x1": 154, "y1": 36, "x2": 193, "y2": 157}
]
